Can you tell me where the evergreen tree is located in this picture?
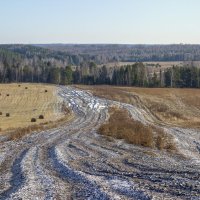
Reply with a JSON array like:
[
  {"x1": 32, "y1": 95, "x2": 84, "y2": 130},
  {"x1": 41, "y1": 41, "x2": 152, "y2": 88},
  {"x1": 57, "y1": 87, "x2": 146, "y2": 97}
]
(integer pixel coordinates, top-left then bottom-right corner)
[{"x1": 47, "y1": 67, "x2": 60, "y2": 84}]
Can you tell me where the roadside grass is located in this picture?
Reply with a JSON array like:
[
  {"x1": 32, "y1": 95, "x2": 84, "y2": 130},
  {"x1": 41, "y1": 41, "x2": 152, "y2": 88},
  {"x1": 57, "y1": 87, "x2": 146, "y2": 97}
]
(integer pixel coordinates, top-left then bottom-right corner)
[
  {"x1": 0, "y1": 83, "x2": 73, "y2": 135},
  {"x1": 98, "y1": 107, "x2": 177, "y2": 151},
  {"x1": 77, "y1": 85, "x2": 200, "y2": 128},
  {"x1": 8, "y1": 109, "x2": 72, "y2": 141}
]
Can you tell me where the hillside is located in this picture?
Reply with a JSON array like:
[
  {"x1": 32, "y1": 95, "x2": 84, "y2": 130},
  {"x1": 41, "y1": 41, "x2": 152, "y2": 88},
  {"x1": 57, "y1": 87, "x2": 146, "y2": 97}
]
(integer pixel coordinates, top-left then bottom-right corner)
[
  {"x1": 0, "y1": 86, "x2": 199, "y2": 199},
  {"x1": 37, "y1": 44, "x2": 200, "y2": 62}
]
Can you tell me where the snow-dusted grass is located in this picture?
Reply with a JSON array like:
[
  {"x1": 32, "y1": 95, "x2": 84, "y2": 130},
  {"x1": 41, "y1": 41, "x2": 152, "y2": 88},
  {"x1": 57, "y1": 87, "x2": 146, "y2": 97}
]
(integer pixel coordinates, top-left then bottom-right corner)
[{"x1": 76, "y1": 85, "x2": 200, "y2": 128}]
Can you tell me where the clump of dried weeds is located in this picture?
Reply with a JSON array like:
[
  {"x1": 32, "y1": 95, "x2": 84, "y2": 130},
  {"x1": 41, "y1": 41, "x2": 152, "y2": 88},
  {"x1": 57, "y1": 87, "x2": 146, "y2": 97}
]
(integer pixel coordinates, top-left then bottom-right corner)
[{"x1": 99, "y1": 107, "x2": 177, "y2": 151}]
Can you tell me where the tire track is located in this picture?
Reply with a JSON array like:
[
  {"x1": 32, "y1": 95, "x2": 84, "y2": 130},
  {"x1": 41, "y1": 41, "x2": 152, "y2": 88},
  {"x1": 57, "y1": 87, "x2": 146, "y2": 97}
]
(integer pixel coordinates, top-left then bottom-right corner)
[
  {"x1": 0, "y1": 86, "x2": 199, "y2": 200},
  {"x1": 0, "y1": 149, "x2": 28, "y2": 200}
]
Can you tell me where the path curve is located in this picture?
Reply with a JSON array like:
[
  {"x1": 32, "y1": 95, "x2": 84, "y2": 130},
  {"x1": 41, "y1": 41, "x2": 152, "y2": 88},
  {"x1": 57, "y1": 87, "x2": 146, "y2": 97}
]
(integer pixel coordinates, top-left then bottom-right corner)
[{"x1": 0, "y1": 86, "x2": 199, "y2": 200}]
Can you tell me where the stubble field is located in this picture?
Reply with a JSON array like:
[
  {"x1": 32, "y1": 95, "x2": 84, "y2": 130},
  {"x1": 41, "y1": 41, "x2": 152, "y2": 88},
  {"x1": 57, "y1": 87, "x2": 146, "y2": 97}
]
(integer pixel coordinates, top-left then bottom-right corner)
[{"x1": 0, "y1": 83, "x2": 66, "y2": 132}]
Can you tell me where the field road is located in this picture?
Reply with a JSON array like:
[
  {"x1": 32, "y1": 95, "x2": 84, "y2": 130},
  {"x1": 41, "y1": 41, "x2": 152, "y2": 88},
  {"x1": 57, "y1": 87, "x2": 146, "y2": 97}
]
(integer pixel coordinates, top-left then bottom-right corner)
[{"x1": 0, "y1": 86, "x2": 199, "y2": 200}]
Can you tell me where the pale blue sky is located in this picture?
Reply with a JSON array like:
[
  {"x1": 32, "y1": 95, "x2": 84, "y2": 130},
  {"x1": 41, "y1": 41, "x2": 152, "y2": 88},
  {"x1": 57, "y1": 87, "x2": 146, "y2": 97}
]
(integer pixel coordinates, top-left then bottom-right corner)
[{"x1": 0, "y1": 0, "x2": 200, "y2": 44}]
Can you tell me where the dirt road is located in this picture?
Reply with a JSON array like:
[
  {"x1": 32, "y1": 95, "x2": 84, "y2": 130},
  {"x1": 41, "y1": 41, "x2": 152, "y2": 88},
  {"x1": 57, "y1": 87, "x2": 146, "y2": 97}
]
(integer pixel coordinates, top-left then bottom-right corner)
[{"x1": 0, "y1": 86, "x2": 199, "y2": 199}]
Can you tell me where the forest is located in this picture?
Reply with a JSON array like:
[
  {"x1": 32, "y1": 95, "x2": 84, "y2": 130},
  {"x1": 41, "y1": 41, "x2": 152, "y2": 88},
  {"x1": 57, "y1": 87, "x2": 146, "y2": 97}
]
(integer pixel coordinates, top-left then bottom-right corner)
[
  {"x1": 73, "y1": 63, "x2": 200, "y2": 88},
  {"x1": 0, "y1": 44, "x2": 200, "y2": 88}
]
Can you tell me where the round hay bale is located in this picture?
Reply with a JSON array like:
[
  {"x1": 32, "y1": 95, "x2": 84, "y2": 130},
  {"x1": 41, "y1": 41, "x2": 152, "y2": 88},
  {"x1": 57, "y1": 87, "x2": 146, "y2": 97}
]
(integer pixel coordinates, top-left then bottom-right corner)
[
  {"x1": 39, "y1": 115, "x2": 44, "y2": 119},
  {"x1": 6, "y1": 113, "x2": 10, "y2": 117},
  {"x1": 31, "y1": 118, "x2": 37, "y2": 122}
]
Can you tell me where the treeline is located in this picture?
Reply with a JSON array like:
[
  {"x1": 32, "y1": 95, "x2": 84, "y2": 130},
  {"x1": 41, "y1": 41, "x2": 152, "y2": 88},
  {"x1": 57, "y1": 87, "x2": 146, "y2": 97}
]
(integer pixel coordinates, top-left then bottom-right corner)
[
  {"x1": 73, "y1": 62, "x2": 200, "y2": 88},
  {"x1": 0, "y1": 46, "x2": 75, "y2": 84},
  {"x1": 110, "y1": 64, "x2": 200, "y2": 88},
  {"x1": 0, "y1": 45, "x2": 200, "y2": 88},
  {"x1": 1, "y1": 59, "x2": 200, "y2": 88},
  {"x1": 0, "y1": 63, "x2": 73, "y2": 85}
]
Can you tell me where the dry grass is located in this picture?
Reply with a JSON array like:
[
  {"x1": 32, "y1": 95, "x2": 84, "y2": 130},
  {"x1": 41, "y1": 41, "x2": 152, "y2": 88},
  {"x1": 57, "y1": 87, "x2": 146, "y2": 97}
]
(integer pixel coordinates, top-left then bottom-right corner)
[
  {"x1": 0, "y1": 83, "x2": 69, "y2": 132},
  {"x1": 99, "y1": 108, "x2": 153, "y2": 148},
  {"x1": 8, "y1": 110, "x2": 72, "y2": 141},
  {"x1": 152, "y1": 126, "x2": 176, "y2": 151},
  {"x1": 98, "y1": 107, "x2": 176, "y2": 151},
  {"x1": 77, "y1": 85, "x2": 200, "y2": 128}
]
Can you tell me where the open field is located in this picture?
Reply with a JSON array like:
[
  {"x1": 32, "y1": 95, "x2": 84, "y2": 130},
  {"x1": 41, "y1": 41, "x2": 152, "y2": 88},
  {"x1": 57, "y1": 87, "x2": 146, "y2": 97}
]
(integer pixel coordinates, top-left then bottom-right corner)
[
  {"x1": 76, "y1": 85, "x2": 200, "y2": 128},
  {"x1": 98, "y1": 61, "x2": 200, "y2": 68},
  {"x1": 0, "y1": 84, "x2": 67, "y2": 132},
  {"x1": 98, "y1": 61, "x2": 184, "y2": 68},
  {"x1": 0, "y1": 86, "x2": 199, "y2": 199}
]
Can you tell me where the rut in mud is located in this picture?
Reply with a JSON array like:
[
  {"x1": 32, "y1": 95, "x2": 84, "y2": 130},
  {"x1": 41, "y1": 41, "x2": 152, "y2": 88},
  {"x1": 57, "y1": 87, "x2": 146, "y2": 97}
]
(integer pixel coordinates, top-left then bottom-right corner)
[{"x1": 0, "y1": 86, "x2": 199, "y2": 200}]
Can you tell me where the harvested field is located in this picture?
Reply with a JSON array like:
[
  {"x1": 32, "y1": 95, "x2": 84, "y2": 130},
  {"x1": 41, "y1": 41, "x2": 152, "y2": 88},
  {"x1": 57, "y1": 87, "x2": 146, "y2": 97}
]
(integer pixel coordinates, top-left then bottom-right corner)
[
  {"x1": 98, "y1": 61, "x2": 200, "y2": 69},
  {"x1": 98, "y1": 61, "x2": 184, "y2": 68},
  {"x1": 76, "y1": 85, "x2": 200, "y2": 128},
  {"x1": 0, "y1": 84, "x2": 70, "y2": 132}
]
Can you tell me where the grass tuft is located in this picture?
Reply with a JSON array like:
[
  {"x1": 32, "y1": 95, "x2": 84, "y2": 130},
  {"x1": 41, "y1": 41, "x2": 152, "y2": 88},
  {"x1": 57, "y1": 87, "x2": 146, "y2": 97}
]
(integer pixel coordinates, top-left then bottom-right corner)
[{"x1": 98, "y1": 107, "x2": 177, "y2": 151}]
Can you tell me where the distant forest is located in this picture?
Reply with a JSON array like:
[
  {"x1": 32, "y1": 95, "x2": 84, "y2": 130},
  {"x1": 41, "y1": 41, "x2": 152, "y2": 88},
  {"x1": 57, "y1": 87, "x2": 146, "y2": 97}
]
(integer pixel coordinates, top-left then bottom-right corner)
[{"x1": 0, "y1": 44, "x2": 200, "y2": 88}]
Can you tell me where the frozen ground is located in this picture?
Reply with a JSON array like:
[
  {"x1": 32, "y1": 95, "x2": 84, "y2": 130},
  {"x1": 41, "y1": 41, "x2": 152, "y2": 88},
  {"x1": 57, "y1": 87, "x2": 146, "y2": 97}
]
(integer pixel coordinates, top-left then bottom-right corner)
[{"x1": 0, "y1": 86, "x2": 199, "y2": 200}]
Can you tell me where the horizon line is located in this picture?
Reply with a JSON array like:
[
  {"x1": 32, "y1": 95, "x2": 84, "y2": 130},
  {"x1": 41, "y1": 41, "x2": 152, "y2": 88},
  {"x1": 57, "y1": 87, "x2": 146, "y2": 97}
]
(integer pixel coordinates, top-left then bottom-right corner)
[{"x1": 1, "y1": 43, "x2": 200, "y2": 45}]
